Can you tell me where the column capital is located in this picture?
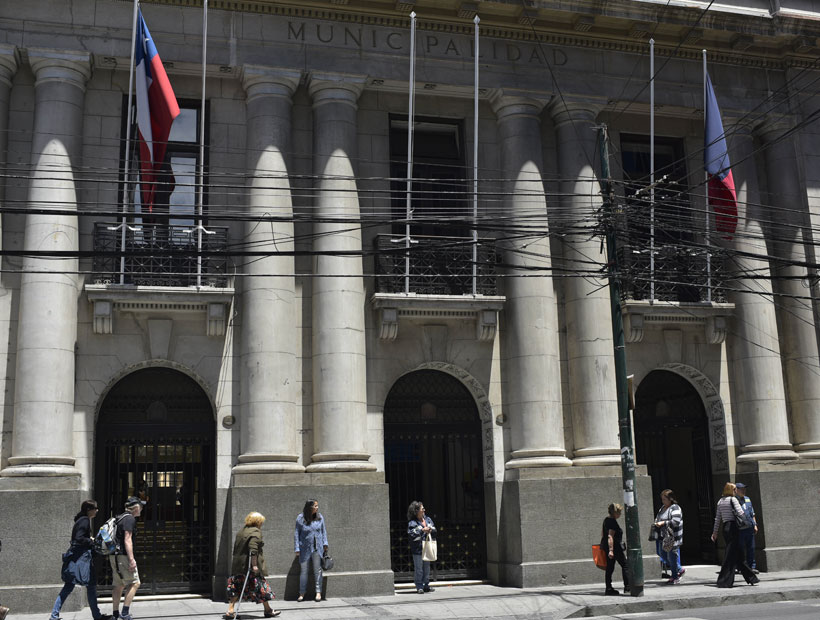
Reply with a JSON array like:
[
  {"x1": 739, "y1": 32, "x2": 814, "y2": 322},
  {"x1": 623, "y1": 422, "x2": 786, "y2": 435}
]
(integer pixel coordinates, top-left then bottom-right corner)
[
  {"x1": 548, "y1": 98, "x2": 605, "y2": 128},
  {"x1": 241, "y1": 65, "x2": 301, "y2": 102},
  {"x1": 489, "y1": 89, "x2": 550, "y2": 121},
  {"x1": 27, "y1": 48, "x2": 91, "y2": 91},
  {"x1": 755, "y1": 117, "x2": 794, "y2": 144},
  {"x1": 308, "y1": 72, "x2": 367, "y2": 108},
  {"x1": 0, "y1": 44, "x2": 18, "y2": 88}
]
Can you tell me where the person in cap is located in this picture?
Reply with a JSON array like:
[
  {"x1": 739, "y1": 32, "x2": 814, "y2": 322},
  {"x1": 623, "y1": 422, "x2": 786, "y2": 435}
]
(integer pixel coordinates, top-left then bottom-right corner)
[
  {"x1": 110, "y1": 496, "x2": 144, "y2": 620},
  {"x1": 735, "y1": 483, "x2": 758, "y2": 572}
]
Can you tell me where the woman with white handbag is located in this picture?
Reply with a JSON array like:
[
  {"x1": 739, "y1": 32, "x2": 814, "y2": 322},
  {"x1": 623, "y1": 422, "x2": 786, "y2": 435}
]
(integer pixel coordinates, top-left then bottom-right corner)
[{"x1": 407, "y1": 501, "x2": 437, "y2": 594}]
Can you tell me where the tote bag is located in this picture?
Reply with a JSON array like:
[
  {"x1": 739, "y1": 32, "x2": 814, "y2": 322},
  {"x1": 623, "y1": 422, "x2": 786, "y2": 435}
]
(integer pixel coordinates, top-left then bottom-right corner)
[
  {"x1": 421, "y1": 533, "x2": 437, "y2": 562},
  {"x1": 591, "y1": 544, "x2": 608, "y2": 570}
]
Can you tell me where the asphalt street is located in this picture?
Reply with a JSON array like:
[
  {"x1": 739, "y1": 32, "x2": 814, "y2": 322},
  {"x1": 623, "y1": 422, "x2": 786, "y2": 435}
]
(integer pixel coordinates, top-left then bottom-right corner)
[{"x1": 593, "y1": 598, "x2": 820, "y2": 619}]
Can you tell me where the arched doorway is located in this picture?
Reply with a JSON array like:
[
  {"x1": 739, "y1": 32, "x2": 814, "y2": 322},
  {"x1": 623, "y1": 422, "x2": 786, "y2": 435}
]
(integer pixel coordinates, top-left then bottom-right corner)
[
  {"x1": 384, "y1": 369, "x2": 487, "y2": 581},
  {"x1": 635, "y1": 369, "x2": 716, "y2": 563},
  {"x1": 95, "y1": 367, "x2": 215, "y2": 594}
]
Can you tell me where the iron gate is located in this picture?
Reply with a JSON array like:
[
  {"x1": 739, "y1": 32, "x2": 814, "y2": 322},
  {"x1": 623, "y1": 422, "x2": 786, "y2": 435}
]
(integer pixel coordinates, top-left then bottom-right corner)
[
  {"x1": 95, "y1": 368, "x2": 215, "y2": 594},
  {"x1": 384, "y1": 370, "x2": 487, "y2": 581}
]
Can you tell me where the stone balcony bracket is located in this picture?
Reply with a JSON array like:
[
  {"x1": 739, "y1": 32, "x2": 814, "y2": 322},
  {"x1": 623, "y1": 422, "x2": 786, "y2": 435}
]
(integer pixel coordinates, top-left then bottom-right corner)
[
  {"x1": 85, "y1": 284, "x2": 235, "y2": 337},
  {"x1": 622, "y1": 300, "x2": 735, "y2": 345},
  {"x1": 370, "y1": 293, "x2": 506, "y2": 342}
]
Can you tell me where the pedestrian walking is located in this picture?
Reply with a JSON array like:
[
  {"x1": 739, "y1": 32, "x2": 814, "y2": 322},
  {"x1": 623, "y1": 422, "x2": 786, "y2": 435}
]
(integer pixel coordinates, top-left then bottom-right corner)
[
  {"x1": 407, "y1": 501, "x2": 436, "y2": 594},
  {"x1": 712, "y1": 482, "x2": 759, "y2": 588},
  {"x1": 294, "y1": 499, "x2": 329, "y2": 602},
  {"x1": 735, "y1": 483, "x2": 758, "y2": 572},
  {"x1": 224, "y1": 512, "x2": 279, "y2": 618},
  {"x1": 601, "y1": 503, "x2": 630, "y2": 596},
  {"x1": 653, "y1": 489, "x2": 685, "y2": 584},
  {"x1": 110, "y1": 496, "x2": 144, "y2": 620},
  {"x1": 50, "y1": 499, "x2": 113, "y2": 620}
]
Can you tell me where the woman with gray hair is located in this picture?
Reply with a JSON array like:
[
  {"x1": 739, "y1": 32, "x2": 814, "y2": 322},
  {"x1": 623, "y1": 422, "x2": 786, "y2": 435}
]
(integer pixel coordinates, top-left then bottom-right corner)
[{"x1": 407, "y1": 501, "x2": 436, "y2": 594}]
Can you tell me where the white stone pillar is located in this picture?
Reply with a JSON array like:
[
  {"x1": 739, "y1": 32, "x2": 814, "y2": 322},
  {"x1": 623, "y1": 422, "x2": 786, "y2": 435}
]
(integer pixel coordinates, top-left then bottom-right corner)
[
  {"x1": 307, "y1": 74, "x2": 375, "y2": 472},
  {"x1": 724, "y1": 125, "x2": 796, "y2": 461},
  {"x1": 1, "y1": 49, "x2": 90, "y2": 479},
  {"x1": 0, "y1": 45, "x2": 17, "y2": 235},
  {"x1": 760, "y1": 122, "x2": 820, "y2": 458},
  {"x1": 492, "y1": 93, "x2": 571, "y2": 469},
  {"x1": 551, "y1": 102, "x2": 620, "y2": 466},
  {"x1": 233, "y1": 67, "x2": 304, "y2": 475}
]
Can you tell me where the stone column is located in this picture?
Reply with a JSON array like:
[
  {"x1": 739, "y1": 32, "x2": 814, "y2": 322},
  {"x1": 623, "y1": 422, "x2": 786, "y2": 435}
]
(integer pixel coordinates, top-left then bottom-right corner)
[
  {"x1": 233, "y1": 67, "x2": 304, "y2": 475},
  {"x1": 551, "y1": 102, "x2": 620, "y2": 466},
  {"x1": 492, "y1": 93, "x2": 570, "y2": 468},
  {"x1": 307, "y1": 74, "x2": 375, "y2": 472},
  {"x1": 0, "y1": 45, "x2": 17, "y2": 236},
  {"x1": 0, "y1": 50, "x2": 90, "y2": 479},
  {"x1": 725, "y1": 125, "x2": 796, "y2": 461},
  {"x1": 759, "y1": 121, "x2": 820, "y2": 458}
]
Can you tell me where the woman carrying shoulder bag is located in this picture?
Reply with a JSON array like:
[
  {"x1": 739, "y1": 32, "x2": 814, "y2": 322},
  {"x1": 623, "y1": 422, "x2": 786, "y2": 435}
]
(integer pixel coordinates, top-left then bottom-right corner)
[
  {"x1": 407, "y1": 501, "x2": 436, "y2": 595},
  {"x1": 712, "y1": 482, "x2": 760, "y2": 588},
  {"x1": 294, "y1": 499, "x2": 329, "y2": 602},
  {"x1": 601, "y1": 503, "x2": 629, "y2": 596}
]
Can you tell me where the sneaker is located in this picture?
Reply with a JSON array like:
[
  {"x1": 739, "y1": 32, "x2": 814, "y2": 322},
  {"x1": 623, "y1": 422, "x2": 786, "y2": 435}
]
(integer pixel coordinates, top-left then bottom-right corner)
[
  {"x1": 678, "y1": 568, "x2": 686, "y2": 578},
  {"x1": 121, "y1": 614, "x2": 134, "y2": 620},
  {"x1": 666, "y1": 577, "x2": 680, "y2": 585},
  {"x1": 605, "y1": 588, "x2": 620, "y2": 596},
  {"x1": 423, "y1": 586, "x2": 435, "y2": 593},
  {"x1": 417, "y1": 588, "x2": 425, "y2": 594}
]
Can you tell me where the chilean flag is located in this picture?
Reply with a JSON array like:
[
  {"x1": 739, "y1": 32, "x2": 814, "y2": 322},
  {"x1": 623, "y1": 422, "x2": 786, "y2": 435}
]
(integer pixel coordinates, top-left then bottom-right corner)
[
  {"x1": 704, "y1": 72, "x2": 738, "y2": 239},
  {"x1": 135, "y1": 9, "x2": 180, "y2": 212}
]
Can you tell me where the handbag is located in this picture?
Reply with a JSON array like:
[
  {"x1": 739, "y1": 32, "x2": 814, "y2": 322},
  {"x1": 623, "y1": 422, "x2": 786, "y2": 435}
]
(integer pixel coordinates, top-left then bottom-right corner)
[
  {"x1": 733, "y1": 497, "x2": 752, "y2": 529},
  {"x1": 591, "y1": 544, "x2": 608, "y2": 570},
  {"x1": 421, "y1": 532, "x2": 437, "y2": 562},
  {"x1": 661, "y1": 524, "x2": 675, "y2": 552},
  {"x1": 321, "y1": 551, "x2": 334, "y2": 571}
]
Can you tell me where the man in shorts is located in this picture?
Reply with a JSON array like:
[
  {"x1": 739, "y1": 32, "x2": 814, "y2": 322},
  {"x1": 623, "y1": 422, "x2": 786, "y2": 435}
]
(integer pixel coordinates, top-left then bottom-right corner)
[{"x1": 110, "y1": 496, "x2": 145, "y2": 620}]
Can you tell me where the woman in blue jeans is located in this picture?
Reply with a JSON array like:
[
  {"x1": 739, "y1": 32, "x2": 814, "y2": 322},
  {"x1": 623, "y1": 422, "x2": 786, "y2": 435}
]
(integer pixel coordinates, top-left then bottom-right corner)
[
  {"x1": 50, "y1": 499, "x2": 112, "y2": 620},
  {"x1": 294, "y1": 499, "x2": 329, "y2": 602},
  {"x1": 407, "y1": 501, "x2": 436, "y2": 594}
]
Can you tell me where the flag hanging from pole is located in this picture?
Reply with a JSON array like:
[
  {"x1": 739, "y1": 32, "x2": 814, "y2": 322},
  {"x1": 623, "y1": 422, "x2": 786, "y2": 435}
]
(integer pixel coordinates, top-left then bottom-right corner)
[
  {"x1": 703, "y1": 72, "x2": 738, "y2": 239},
  {"x1": 135, "y1": 8, "x2": 180, "y2": 212}
]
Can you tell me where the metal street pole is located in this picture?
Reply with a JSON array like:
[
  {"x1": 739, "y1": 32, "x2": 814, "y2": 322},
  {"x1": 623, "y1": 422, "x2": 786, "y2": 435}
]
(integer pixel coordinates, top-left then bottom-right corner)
[{"x1": 598, "y1": 123, "x2": 644, "y2": 597}]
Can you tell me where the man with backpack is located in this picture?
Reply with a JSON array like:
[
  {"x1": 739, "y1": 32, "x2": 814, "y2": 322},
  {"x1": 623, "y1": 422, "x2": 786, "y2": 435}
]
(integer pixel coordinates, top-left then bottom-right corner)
[{"x1": 109, "y1": 497, "x2": 144, "y2": 620}]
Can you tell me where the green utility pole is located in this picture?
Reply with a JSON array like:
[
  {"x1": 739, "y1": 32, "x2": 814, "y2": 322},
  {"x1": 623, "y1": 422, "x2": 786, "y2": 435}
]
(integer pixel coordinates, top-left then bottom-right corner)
[{"x1": 598, "y1": 124, "x2": 644, "y2": 597}]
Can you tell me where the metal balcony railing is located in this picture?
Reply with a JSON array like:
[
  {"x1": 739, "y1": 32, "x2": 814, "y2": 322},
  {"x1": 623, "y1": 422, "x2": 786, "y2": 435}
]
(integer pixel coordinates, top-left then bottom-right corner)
[
  {"x1": 373, "y1": 234, "x2": 498, "y2": 296},
  {"x1": 92, "y1": 222, "x2": 229, "y2": 287}
]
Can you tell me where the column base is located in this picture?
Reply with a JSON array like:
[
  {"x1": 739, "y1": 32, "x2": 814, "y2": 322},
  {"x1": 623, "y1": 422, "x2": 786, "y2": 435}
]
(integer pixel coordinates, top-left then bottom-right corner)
[
  {"x1": 572, "y1": 453, "x2": 621, "y2": 466},
  {"x1": 506, "y1": 455, "x2": 572, "y2": 469},
  {"x1": 794, "y1": 442, "x2": 820, "y2": 458},
  {"x1": 736, "y1": 447, "x2": 798, "y2": 461},
  {"x1": 0, "y1": 460, "x2": 81, "y2": 481},
  {"x1": 306, "y1": 452, "x2": 377, "y2": 472},
  {"x1": 232, "y1": 461, "x2": 306, "y2": 475}
]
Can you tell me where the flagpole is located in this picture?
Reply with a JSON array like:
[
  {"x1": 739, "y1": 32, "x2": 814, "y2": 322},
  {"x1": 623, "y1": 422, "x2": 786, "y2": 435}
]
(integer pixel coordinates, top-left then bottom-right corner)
[
  {"x1": 703, "y1": 49, "x2": 711, "y2": 303},
  {"x1": 404, "y1": 11, "x2": 416, "y2": 295},
  {"x1": 649, "y1": 38, "x2": 655, "y2": 303},
  {"x1": 196, "y1": 0, "x2": 208, "y2": 288},
  {"x1": 120, "y1": 0, "x2": 140, "y2": 285},
  {"x1": 472, "y1": 15, "x2": 480, "y2": 296}
]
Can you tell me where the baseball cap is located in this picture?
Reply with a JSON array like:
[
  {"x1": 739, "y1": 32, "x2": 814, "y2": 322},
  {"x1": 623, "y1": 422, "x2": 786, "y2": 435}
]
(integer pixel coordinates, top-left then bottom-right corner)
[
  {"x1": 125, "y1": 496, "x2": 146, "y2": 508},
  {"x1": 735, "y1": 482, "x2": 747, "y2": 489}
]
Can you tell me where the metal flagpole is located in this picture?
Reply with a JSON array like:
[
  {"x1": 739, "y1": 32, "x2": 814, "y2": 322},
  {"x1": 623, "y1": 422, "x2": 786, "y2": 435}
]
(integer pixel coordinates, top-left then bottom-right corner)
[
  {"x1": 472, "y1": 15, "x2": 480, "y2": 296},
  {"x1": 703, "y1": 49, "x2": 711, "y2": 303},
  {"x1": 649, "y1": 38, "x2": 655, "y2": 302},
  {"x1": 404, "y1": 11, "x2": 416, "y2": 295},
  {"x1": 119, "y1": 0, "x2": 140, "y2": 285},
  {"x1": 196, "y1": 0, "x2": 208, "y2": 288}
]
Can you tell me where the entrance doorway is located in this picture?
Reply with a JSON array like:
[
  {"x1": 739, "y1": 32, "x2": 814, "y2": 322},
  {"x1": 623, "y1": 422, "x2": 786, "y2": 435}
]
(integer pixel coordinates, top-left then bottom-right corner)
[
  {"x1": 634, "y1": 370, "x2": 715, "y2": 563},
  {"x1": 95, "y1": 367, "x2": 215, "y2": 594},
  {"x1": 384, "y1": 370, "x2": 487, "y2": 581}
]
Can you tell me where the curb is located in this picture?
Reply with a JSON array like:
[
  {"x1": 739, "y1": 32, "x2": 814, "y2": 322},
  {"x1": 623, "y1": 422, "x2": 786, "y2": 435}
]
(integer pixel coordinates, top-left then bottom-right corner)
[{"x1": 567, "y1": 585, "x2": 820, "y2": 617}]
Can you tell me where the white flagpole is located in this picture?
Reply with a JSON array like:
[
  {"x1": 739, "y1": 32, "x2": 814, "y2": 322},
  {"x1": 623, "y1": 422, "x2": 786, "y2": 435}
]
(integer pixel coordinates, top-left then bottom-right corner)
[
  {"x1": 196, "y1": 0, "x2": 208, "y2": 287},
  {"x1": 404, "y1": 11, "x2": 416, "y2": 295},
  {"x1": 649, "y1": 38, "x2": 655, "y2": 302},
  {"x1": 120, "y1": 0, "x2": 140, "y2": 285},
  {"x1": 703, "y1": 49, "x2": 711, "y2": 303},
  {"x1": 472, "y1": 15, "x2": 480, "y2": 296}
]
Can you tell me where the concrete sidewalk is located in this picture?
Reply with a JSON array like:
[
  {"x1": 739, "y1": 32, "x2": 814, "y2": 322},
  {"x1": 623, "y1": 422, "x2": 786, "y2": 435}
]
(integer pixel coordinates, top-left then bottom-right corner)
[{"x1": 11, "y1": 565, "x2": 820, "y2": 619}]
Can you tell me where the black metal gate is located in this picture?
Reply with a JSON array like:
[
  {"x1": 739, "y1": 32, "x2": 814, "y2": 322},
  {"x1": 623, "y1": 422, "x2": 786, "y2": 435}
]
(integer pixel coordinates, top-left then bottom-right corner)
[
  {"x1": 95, "y1": 368, "x2": 215, "y2": 594},
  {"x1": 384, "y1": 370, "x2": 487, "y2": 581}
]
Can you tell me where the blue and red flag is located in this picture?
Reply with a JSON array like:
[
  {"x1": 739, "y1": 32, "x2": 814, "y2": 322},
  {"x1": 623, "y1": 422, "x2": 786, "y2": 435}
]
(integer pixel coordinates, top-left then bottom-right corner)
[
  {"x1": 703, "y1": 72, "x2": 738, "y2": 239},
  {"x1": 135, "y1": 9, "x2": 180, "y2": 212}
]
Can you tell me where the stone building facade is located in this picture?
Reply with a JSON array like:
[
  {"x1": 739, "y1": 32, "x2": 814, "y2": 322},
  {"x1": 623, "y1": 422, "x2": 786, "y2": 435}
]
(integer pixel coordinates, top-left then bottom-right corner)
[{"x1": 0, "y1": 0, "x2": 819, "y2": 612}]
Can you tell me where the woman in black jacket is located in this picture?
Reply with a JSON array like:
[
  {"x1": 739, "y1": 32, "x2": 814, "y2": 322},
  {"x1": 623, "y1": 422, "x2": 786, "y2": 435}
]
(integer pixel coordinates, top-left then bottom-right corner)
[
  {"x1": 49, "y1": 499, "x2": 112, "y2": 620},
  {"x1": 601, "y1": 503, "x2": 629, "y2": 596}
]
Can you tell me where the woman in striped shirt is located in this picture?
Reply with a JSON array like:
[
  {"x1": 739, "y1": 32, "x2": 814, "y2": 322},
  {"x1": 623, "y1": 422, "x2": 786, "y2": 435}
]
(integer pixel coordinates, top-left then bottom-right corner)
[
  {"x1": 654, "y1": 489, "x2": 684, "y2": 584},
  {"x1": 711, "y1": 482, "x2": 759, "y2": 588}
]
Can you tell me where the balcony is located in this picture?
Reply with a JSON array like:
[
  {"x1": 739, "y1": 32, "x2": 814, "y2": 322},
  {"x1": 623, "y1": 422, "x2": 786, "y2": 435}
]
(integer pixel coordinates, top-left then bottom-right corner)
[
  {"x1": 373, "y1": 234, "x2": 498, "y2": 296},
  {"x1": 91, "y1": 222, "x2": 229, "y2": 288}
]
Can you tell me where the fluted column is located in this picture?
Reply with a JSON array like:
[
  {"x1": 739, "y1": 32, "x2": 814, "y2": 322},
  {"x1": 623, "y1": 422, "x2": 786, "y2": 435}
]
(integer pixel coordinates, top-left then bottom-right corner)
[
  {"x1": 1, "y1": 49, "x2": 90, "y2": 479},
  {"x1": 551, "y1": 102, "x2": 620, "y2": 466},
  {"x1": 759, "y1": 121, "x2": 820, "y2": 458},
  {"x1": 492, "y1": 93, "x2": 571, "y2": 469},
  {"x1": 233, "y1": 67, "x2": 304, "y2": 474},
  {"x1": 0, "y1": 45, "x2": 17, "y2": 243},
  {"x1": 724, "y1": 124, "x2": 796, "y2": 461},
  {"x1": 307, "y1": 74, "x2": 374, "y2": 472}
]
